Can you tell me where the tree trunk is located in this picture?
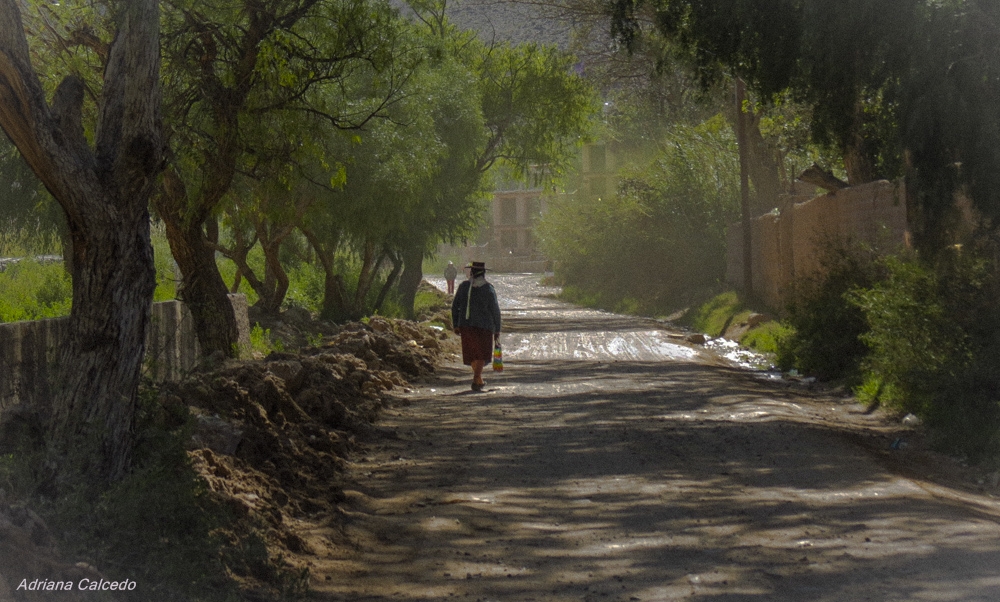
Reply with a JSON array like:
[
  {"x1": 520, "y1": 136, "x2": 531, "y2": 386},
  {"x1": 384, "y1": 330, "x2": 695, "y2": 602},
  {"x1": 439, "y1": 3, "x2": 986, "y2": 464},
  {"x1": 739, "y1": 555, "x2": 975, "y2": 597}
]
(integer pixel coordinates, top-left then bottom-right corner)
[
  {"x1": 155, "y1": 169, "x2": 239, "y2": 357},
  {"x1": 162, "y1": 217, "x2": 239, "y2": 358},
  {"x1": 397, "y1": 243, "x2": 425, "y2": 320},
  {"x1": 745, "y1": 112, "x2": 783, "y2": 213},
  {"x1": 352, "y1": 242, "x2": 386, "y2": 312},
  {"x1": 50, "y1": 206, "x2": 157, "y2": 482},
  {"x1": 844, "y1": 100, "x2": 879, "y2": 186},
  {"x1": 373, "y1": 253, "x2": 402, "y2": 314},
  {"x1": 302, "y1": 227, "x2": 350, "y2": 321},
  {"x1": 735, "y1": 79, "x2": 753, "y2": 299},
  {"x1": 322, "y1": 271, "x2": 350, "y2": 321},
  {"x1": 257, "y1": 225, "x2": 290, "y2": 315},
  {"x1": 0, "y1": 0, "x2": 162, "y2": 483}
]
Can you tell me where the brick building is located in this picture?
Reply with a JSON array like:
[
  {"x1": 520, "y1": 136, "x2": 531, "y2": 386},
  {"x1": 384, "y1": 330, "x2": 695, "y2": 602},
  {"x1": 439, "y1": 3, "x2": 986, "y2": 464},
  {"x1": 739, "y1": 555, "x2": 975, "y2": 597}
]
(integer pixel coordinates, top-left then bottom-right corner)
[{"x1": 438, "y1": 143, "x2": 619, "y2": 272}]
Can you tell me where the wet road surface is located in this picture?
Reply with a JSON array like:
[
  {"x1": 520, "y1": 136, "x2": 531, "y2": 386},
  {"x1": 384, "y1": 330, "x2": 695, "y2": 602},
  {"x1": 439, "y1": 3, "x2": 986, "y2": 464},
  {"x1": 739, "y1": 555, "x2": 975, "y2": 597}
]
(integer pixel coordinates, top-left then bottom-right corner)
[
  {"x1": 430, "y1": 275, "x2": 702, "y2": 363},
  {"x1": 308, "y1": 274, "x2": 1000, "y2": 602}
]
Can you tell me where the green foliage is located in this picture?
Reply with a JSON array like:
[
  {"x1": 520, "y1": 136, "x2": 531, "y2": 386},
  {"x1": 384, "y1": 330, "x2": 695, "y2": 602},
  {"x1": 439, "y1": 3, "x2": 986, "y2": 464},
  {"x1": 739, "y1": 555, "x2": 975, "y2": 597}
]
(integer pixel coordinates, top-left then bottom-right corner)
[
  {"x1": 152, "y1": 228, "x2": 177, "y2": 302},
  {"x1": 0, "y1": 259, "x2": 72, "y2": 322},
  {"x1": 249, "y1": 324, "x2": 285, "y2": 356},
  {"x1": 778, "y1": 242, "x2": 884, "y2": 380},
  {"x1": 283, "y1": 261, "x2": 325, "y2": 315},
  {"x1": 556, "y1": 285, "x2": 604, "y2": 310},
  {"x1": 776, "y1": 240, "x2": 1000, "y2": 459},
  {"x1": 683, "y1": 291, "x2": 743, "y2": 337},
  {"x1": 740, "y1": 321, "x2": 793, "y2": 355},
  {"x1": 475, "y1": 41, "x2": 598, "y2": 177},
  {"x1": 539, "y1": 115, "x2": 740, "y2": 312},
  {"x1": 850, "y1": 251, "x2": 1000, "y2": 459},
  {"x1": 610, "y1": 0, "x2": 1000, "y2": 254}
]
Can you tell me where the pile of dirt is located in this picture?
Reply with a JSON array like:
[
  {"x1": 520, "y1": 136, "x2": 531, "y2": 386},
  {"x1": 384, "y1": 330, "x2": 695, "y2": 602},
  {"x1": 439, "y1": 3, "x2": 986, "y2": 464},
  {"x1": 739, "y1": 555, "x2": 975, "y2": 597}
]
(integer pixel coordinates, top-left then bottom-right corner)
[
  {"x1": 414, "y1": 279, "x2": 455, "y2": 328},
  {"x1": 157, "y1": 315, "x2": 454, "y2": 594},
  {"x1": 246, "y1": 279, "x2": 456, "y2": 352}
]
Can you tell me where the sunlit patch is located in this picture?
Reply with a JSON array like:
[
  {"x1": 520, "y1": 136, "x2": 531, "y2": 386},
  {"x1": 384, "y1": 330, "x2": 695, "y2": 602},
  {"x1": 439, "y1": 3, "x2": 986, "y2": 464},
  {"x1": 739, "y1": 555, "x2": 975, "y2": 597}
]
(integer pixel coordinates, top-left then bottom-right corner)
[
  {"x1": 419, "y1": 516, "x2": 465, "y2": 532},
  {"x1": 725, "y1": 410, "x2": 771, "y2": 421}
]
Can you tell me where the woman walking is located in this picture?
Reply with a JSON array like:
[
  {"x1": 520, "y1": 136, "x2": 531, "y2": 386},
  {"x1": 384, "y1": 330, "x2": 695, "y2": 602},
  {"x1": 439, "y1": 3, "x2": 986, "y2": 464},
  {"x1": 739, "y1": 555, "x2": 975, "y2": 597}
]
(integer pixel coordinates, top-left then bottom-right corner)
[
  {"x1": 451, "y1": 261, "x2": 502, "y2": 391},
  {"x1": 444, "y1": 261, "x2": 458, "y2": 295}
]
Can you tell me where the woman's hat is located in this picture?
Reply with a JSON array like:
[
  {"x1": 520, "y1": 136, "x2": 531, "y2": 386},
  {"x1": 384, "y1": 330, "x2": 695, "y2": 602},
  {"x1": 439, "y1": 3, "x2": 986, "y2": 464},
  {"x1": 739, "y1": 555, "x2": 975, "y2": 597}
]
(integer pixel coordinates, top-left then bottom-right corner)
[{"x1": 466, "y1": 261, "x2": 489, "y2": 271}]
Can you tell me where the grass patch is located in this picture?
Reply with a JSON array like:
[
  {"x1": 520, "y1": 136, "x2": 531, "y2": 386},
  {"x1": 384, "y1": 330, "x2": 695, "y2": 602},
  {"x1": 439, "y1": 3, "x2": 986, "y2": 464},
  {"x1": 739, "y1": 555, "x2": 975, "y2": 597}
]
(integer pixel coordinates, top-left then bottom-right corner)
[
  {"x1": 0, "y1": 228, "x2": 178, "y2": 322},
  {"x1": 414, "y1": 288, "x2": 445, "y2": 317},
  {"x1": 680, "y1": 291, "x2": 743, "y2": 337},
  {"x1": 152, "y1": 228, "x2": 178, "y2": 302},
  {"x1": 0, "y1": 259, "x2": 72, "y2": 322},
  {"x1": 741, "y1": 321, "x2": 793, "y2": 355},
  {"x1": 558, "y1": 285, "x2": 603, "y2": 309}
]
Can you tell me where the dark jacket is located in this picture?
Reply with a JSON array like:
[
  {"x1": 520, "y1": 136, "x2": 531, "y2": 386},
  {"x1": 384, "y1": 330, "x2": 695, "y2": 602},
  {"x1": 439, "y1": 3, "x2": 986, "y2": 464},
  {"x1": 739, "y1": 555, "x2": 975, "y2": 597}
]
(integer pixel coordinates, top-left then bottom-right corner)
[
  {"x1": 444, "y1": 264, "x2": 458, "y2": 280},
  {"x1": 451, "y1": 280, "x2": 502, "y2": 333}
]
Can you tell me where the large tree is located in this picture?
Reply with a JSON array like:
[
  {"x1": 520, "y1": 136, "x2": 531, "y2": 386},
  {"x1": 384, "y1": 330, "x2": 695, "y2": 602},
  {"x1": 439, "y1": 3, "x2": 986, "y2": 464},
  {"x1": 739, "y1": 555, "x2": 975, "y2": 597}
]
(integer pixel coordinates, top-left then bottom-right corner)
[
  {"x1": 300, "y1": 65, "x2": 451, "y2": 321},
  {"x1": 394, "y1": 14, "x2": 598, "y2": 314},
  {"x1": 608, "y1": 0, "x2": 916, "y2": 185},
  {"x1": 608, "y1": 0, "x2": 1000, "y2": 254},
  {"x1": 155, "y1": 0, "x2": 414, "y2": 356},
  {"x1": 0, "y1": 0, "x2": 162, "y2": 482}
]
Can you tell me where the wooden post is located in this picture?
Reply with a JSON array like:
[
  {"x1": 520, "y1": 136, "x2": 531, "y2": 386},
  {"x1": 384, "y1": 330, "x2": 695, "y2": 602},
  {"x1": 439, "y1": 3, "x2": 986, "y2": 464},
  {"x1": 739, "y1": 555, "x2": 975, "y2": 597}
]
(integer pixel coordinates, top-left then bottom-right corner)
[{"x1": 735, "y1": 78, "x2": 753, "y2": 298}]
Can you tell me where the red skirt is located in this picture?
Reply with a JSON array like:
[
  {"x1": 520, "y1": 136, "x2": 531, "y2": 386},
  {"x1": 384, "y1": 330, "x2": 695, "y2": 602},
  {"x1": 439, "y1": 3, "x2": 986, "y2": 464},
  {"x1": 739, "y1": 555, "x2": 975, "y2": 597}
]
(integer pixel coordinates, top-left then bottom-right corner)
[{"x1": 460, "y1": 326, "x2": 495, "y2": 365}]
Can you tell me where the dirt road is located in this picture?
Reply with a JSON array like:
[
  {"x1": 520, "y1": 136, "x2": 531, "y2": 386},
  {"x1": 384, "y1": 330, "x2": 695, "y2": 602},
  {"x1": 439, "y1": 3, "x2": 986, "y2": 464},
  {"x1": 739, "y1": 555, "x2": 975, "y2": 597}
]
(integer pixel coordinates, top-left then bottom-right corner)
[{"x1": 305, "y1": 275, "x2": 1000, "y2": 601}]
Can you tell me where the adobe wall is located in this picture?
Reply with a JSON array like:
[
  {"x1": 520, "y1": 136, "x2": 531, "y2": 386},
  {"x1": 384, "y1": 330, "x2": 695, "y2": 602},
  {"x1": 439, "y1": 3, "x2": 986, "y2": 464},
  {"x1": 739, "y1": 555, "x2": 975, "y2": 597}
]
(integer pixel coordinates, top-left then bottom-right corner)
[
  {"x1": 0, "y1": 295, "x2": 250, "y2": 412},
  {"x1": 727, "y1": 180, "x2": 908, "y2": 309}
]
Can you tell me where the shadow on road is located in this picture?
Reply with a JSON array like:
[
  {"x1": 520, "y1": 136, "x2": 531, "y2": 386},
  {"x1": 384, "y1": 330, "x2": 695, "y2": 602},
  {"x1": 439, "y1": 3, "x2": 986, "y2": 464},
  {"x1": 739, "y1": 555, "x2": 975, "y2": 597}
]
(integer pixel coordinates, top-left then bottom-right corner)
[
  {"x1": 312, "y1": 358, "x2": 1000, "y2": 602},
  {"x1": 309, "y1": 275, "x2": 1000, "y2": 601}
]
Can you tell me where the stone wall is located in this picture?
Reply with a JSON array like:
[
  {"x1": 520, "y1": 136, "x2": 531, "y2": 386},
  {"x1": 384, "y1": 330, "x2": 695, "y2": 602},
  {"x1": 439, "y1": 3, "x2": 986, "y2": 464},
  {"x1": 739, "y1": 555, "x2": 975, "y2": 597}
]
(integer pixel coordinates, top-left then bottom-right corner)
[
  {"x1": 727, "y1": 180, "x2": 909, "y2": 308},
  {"x1": 0, "y1": 295, "x2": 251, "y2": 412}
]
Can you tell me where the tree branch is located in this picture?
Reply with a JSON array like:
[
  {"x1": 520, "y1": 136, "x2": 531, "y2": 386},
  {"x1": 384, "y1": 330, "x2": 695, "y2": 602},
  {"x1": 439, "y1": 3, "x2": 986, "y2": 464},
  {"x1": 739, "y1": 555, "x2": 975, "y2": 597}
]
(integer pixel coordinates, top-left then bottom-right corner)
[{"x1": 0, "y1": 0, "x2": 57, "y2": 188}]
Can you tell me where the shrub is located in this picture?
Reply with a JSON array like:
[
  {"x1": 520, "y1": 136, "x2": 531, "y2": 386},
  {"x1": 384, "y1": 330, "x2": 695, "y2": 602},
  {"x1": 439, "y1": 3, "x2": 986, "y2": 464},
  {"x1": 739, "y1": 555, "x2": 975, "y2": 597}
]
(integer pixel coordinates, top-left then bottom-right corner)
[
  {"x1": 249, "y1": 324, "x2": 284, "y2": 356},
  {"x1": 741, "y1": 321, "x2": 793, "y2": 355},
  {"x1": 778, "y1": 242, "x2": 885, "y2": 381},
  {"x1": 537, "y1": 115, "x2": 740, "y2": 313},
  {"x1": 851, "y1": 250, "x2": 1000, "y2": 459}
]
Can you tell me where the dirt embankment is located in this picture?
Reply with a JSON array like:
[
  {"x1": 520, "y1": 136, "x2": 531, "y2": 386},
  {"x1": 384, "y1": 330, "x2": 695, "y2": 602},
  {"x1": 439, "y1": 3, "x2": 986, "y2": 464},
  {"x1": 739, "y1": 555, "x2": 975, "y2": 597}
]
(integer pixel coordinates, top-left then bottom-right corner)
[
  {"x1": 170, "y1": 316, "x2": 454, "y2": 591},
  {"x1": 0, "y1": 293, "x2": 458, "y2": 600}
]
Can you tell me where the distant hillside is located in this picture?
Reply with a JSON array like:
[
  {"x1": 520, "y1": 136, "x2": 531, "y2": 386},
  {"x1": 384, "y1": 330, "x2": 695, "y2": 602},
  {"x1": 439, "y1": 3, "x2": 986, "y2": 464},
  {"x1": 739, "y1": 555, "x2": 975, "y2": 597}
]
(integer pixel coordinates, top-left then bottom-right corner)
[
  {"x1": 391, "y1": 0, "x2": 574, "y2": 48},
  {"x1": 445, "y1": 0, "x2": 573, "y2": 48}
]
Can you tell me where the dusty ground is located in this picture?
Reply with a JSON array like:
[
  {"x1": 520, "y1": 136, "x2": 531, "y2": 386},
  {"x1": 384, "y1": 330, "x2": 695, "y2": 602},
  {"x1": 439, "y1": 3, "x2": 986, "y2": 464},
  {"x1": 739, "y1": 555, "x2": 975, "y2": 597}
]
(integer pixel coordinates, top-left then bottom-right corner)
[{"x1": 299, "y1": 275, "x2": 1000, "y2": 602}]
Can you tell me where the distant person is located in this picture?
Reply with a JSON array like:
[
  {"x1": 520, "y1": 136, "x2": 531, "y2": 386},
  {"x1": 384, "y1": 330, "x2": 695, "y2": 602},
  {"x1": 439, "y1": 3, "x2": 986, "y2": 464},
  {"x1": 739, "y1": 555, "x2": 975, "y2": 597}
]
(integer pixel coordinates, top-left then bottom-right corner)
[
  {"x1": 451, "y1": 261, "x2": 502, "y2": 392},
  {"x1": 444, "y1": 261, "x2": 458, "y2": 295}
]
